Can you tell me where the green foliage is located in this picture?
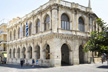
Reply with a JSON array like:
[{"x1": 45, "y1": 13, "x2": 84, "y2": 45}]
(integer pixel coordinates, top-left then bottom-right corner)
[{"x1": 84, "y1": 18, "x2": 108, "y2": 55}]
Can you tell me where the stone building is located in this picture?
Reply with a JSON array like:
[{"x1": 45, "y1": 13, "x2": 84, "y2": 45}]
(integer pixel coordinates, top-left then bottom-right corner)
[
  {"x1": 0, "y1": 23, "x2": 7, "y2": 63},
  {"x1": 7, "y1": 0, "x2": 101, "y2": 66}
]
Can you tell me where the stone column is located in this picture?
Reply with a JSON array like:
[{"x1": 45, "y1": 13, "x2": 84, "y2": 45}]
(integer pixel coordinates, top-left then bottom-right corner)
[
  {"x1": 31, "y1": 16, "x2": 35, "y2": 34},
  {"x1": 86, "y1": 15, "x2": 89, "y2": 32},
  {"x1": 72, "y1": 10, "x2": 74, "y2": 30},
  {"x1": 58, "y1": 6, "x2": 61, "y2": 30},
  {"x1": 75, "y1": 10, "x2": 79, "y2": 31},
  {"x1": 40, "y1": 43, "x2": 43, "y2": 59},
  {"x1": 32, "y1": 41, "x2": 35, "y2": 59},
  {"x1": 26, "y1": 47, "x2": 29, "y2": 59},
  {"x1": 7, "y1": 46, "x2": 9, "y2": 63},
  {"x1": 50, "y1": 38, "x2": 61, "y2": 67},
  {"x1": 40, "y1": 12, "x2": 42, "y2": 32},
  {"x1": 51, "y1": 5, "x2": 58, "y2": 33},
  {"x1": 73, "y1": 39, "x2": 79, "y2": 65}
]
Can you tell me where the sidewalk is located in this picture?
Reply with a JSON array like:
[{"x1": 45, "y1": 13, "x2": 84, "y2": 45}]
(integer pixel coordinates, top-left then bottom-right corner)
[{"x1": 0, "y1": 61, "x2": 108, "y2": 72}]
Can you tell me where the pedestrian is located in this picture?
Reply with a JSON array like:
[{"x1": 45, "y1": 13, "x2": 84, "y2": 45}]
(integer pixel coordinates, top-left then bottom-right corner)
[
  {"x1": 32, "y1": 59, "x2": 35, "y2": 67},
  {"x1": 101, "y1": 53, "x2": 106, "y2": 64},
  {"x1": 36, "y1": 59, "x2": 38, "y2": 65},
  {"x1": 106, "y1": 55, "x2": 108, "y2": 65},
  {"x1": 20, "y1": 59, "x2": 23, "y2": 67}
]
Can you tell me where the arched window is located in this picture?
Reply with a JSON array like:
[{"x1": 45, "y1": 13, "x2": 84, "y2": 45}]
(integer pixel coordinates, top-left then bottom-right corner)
[
  {"x1": 61, "y1": 13, "x2": 70, "y2": 30},
  {"x1": 23, "y1": 25, "x2": 26, "y2": 37},
  {"x1": 29, "y1": 23, "x2": 32, "y2": 36},
  {"x1": 13, "y1": 49, "x2": 15, "y2": 58},
  {"x1": 18, "y1": 28, "x2": 20, "y2": 38},
  {"x1": 94, "y1": 21, "x2": 96, "y2": 31},
  {"x1": 79, "y1": 17, "x2": 85, "y2": 32},
  {"x1": 46, "y1": 45, "x2": 50, "y2": 59},
  {"x1": 14, "y1": 30, "x2": 16, "y2": 40},
  {"x1": 44, "y1": 15, "x2": 50, "y2": 31},
  {"x1": 36, "y1": 19, "x2": 40, "y2": 33},
  {"x1": 89, "y1": 17, "x2": 93, "y2": 31},
  {"x1": 17, "y1": 48, "x2": 20, "y2": 58},
  {"x1": 10, "y1": 32, "x2": 12, "y2": 41}
]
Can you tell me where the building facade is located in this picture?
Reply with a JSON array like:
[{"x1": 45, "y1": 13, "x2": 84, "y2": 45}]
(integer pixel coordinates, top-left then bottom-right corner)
[
  {"x1": 0, "y1": 23, "x2": 7, "y2": 63},
  {"x1": 7, "y1": 0, "x2": 101, "y2": 66}
]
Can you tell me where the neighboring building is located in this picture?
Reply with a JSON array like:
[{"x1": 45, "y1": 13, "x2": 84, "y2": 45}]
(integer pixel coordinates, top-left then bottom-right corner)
[
  {"x1": 0, "y1": 23, "x2": 7, "y2": 63},
  {"x1": 7, "y1": 0, "x2": 101, "y2": 66}
]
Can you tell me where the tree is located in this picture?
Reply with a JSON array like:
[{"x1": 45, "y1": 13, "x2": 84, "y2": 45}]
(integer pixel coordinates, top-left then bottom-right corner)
[{"x1": 84, "y1": 18, "x2": 108, "y2": 56}]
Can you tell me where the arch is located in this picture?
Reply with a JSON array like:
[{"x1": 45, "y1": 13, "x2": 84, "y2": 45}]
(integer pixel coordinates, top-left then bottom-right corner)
[
  {"x1": 44, "y1": 15, "x2": 50, "y2": 31},
  {"x1": 61, "y1": 44, "x2": 70, "y2": 66},
  {"x1": 35, "y1": 45, "x2": 40, "y2": 59},
  {"x1": 17, "y1": 48, "x2": 20, "y2": 58},
  {"x1": 23, "y1": 25, "x2": 26, "y2": 37},
  {"x1": 13, "y1": 48, "x2": 15, "y2": 58},
  {"x1": 22, "y1": 47, "x2": 26, "y2": 59},
  {"x1": 29, "y1": 23, "x2": 32, "y2": 36},
  {"x1": 36, "y1": 19, "x2": 40, "y2": 33},
  {"x1": 61, "y1": 13, "x2": 70, "y2": 30},
  {"x1": 78, "y1": 17, "x2": 85, "y2": 32},
  {"x1": 79, "y1": 45, "x2": 84, "y2": 64},
  {"x1": 28, "y1": 46, "x2": 32, "y2": 59},
  {"x1": 44, "y1": 44, "x2": 50, "y2": 59}
]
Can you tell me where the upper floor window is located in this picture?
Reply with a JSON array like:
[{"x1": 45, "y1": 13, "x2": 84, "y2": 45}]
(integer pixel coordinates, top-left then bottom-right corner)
[
  {"x1": 94, "y1": 21, "x2": 96, "y2": 31},
  {"x1": 36, "y1": 19, "x2": 40, "y2": 33},
  {"x1": 18, "y1": 28, "x2": 20, "y2": 38},
  {"x1": 29, "y1": 23, "x2": 32, "y2": 36},
  {"x1": 10, "y1": 32, "x2": 12, "y2": 41},
  {"x1": 79, "y1": 17, "x2": 85, "y2": 32},
  {"x1": 23, "y1": 25, "x2": 26, "y2": 37},
  {"x1": 61, "y1": 13, "x2": 70, "y2": 30},
  {"x1": 14, "y1": 30, "x2": 16, "y2": 40},
  {"x1": 44, "y1": 15, "x2": 50, "y2": 31},
  {"x1": 89, "y1": 17, "x2": 93, "y2": 31}
]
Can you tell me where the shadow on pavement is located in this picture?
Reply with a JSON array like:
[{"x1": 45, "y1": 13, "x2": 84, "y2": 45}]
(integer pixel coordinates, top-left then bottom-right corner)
[
  {"x1": 97, "y1": 65, "x2": 108, "y2": 69},
  {"x1": 0, "y1": 64, "x2": 50, "y2": 69}
]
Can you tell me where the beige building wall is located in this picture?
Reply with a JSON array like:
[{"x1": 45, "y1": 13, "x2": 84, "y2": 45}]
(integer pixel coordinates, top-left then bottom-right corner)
[
  {"x1": 7, "y1": 0, "x2": 100, "y2": 66},
  {"x1": 0, "y1": 23, "x2": 7, "y2": 62}
]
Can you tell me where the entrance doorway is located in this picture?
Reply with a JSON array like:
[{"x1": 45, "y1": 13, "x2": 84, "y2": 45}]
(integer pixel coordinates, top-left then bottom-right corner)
[
  {"x1": 61, "y1": 44, "x2": 70, "y2": 66},
  {"x1": 79, "y1": 45, "x2": 84, "y2": 64}
]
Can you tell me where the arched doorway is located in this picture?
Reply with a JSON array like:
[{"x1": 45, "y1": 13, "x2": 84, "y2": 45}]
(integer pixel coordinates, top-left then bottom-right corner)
[
  {"x1": 17, "y1": 48, "x2": 20, "y2": 58},
  {"x1": 46, "y1": 45, "x2": 50, "y2": 59},
  {"x1": 28, "y1": 46, "x2": 32, "y2": 59},
  {"x1": 9, "y1": 49, "x2": 11, "y2": 58},
  {"x1": 61, "y1": 44, "x2": 70, "y2": 66},
  {"x1": 35, "y1": 45, "x2": 40, "y2": 59},
  {"x1": 22, "y1": 47, "x2": 26, "y2": 59},
  {"x1": 79, "y1": 45, "x2": 84, "y2": 64}
]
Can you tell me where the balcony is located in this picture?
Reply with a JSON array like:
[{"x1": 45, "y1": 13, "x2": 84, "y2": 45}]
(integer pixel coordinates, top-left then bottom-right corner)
[{"x1": 0, "y1": 41, "x2": 7, "y2": 44}]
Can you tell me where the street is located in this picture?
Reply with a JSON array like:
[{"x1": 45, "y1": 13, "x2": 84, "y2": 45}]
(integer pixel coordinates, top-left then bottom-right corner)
[{"x1": 0, "y1": 62, "x2": 108, "y2": 72}]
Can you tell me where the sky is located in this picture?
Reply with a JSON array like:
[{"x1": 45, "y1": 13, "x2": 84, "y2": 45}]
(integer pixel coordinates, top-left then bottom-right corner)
[{"x1": 0, "y1": 0, "x2": 108, "y2": 24}]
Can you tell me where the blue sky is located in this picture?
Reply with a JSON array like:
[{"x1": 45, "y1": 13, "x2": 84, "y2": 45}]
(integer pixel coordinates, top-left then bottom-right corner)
[{"x1": 0, "y1": 0, "x2": 108, "y2": 24}]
